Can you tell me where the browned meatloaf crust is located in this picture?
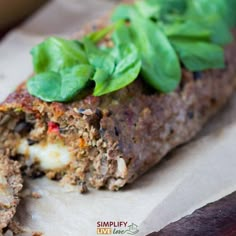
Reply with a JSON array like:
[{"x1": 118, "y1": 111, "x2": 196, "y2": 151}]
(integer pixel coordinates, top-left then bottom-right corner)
[
  {"x1": 147, "y1": 191, "x2": 236, "y2": 236},
  {"x1": 0, "y1": 20, "x2": 236, "y2": 191},
  {"x1": 0, "y1": 150, "x2": 23, "y2": 233}
]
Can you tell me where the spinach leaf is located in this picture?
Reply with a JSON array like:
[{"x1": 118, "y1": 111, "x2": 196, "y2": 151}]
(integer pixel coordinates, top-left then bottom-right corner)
[
  {"x1": 93, "y1": 44, "x2": 141, "y2": 96},
  {"x1": 112, "y1": 0, "x2": 187, "y2": 23},
  {"x1": 155, "y1": 0, "x2": 187, "y2": 23},
  {"x1": 171, "y1": 39, "x2": 225, "y2": 71},
  {"x1": 86, "y1": 21, "x2": 123, "y2": 43},
  {"x1": 227, "y1": 0, "x2": 236, "y2": 27},
  {"x1": 27, "y1": 65, "x2": 94, "y2": 102},
  {"x1": 134, "y1": 0, "x2": 187, "y2": 22},
  {"x1": 28, "y1": 0, "x2": 232, "y2": 103},
  {"x1": 92, "y1": 69, "x2": 110, "y2": 96},
  {"x1": 87, "y1": 25, "x2": 115, "y2": 43},
  {"x1": 131, "y1": 17, "x2": 181, "y2": 93},
  {"x1": 31, "y1": 37, "x2": 88, "y2": 73},
  {"x1": 83, "y1": 37, "x2": 141, "y2": 96},
  {"x1": 111, "y1": 4, "x2": 136, "y2": 22},
  {"x1": 134, "y1": 0, "x2": 160, "y2": 19},
  {"x1": 164, "y1": 20, "x2": 211, "y2": 40},
  {"x1": 83, "y1": 37, "x2": 115, "y2": 75},
  {"x1": 112, "y1": 21, "x2": 132, "y2": 45},
  {"x1": 157, "y1": 0, "x2": 187, "y2": 15},
  {"x1": 186, "y1": 0, "x2": 233, "y2": 45}
]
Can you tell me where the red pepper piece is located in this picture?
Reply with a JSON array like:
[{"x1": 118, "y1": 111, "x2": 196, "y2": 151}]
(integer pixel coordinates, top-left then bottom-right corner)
[{"x1": 47, "y1": 121, "x2": 59, "y2": 134}]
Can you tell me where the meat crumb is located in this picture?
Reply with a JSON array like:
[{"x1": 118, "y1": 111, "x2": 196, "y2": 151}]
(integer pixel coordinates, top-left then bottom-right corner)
[
  {"x1": 79, "y1": 182, "x2": 88, "y2": 194},
  {"x1": 32, "y1": 232, "x2": 43, "y2": 236},
  {"x1": 31, "y1": 192, "x2": 42, "y2": 199},
  {"x1": 20, "y1": 189, "x2": 42, "y2": 199}
]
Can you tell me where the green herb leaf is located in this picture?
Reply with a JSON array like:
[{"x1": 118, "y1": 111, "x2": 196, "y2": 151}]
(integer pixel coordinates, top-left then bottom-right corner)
[
  {"x1": 86, "y1": 22, "x2": 123, "y2": 43},
  {"x1": 111, "y1": 4, "x2": 136, "y2": 22},
  {"x1": 87, "y1": 25, "x2": 115, "y2": 43},
  {"x1": 164, "y1": 20, "x2": 211, "y2": 40},
  {"x1": 209, "y1": 20, "x2": 233, "y2": 46},
  {"x1": 227, "y1": 0, "x2": 236, "y2": 27},
  {"x1": 157, "y1": 0, "x2": 187, "y2": 16},
  {"x1": 171, "y1": 39, "x2": 225, "y2": 71},
  {"x1": 131, "y1": 17, "x2": 181, "y2": 93},
  {"x1": 112, "y1": 21, "x2": 132, "y2": 45},
  {"x1": 134, "y1": 0, "x2": 187, "y2": 22},
  {"x1": 83, "y1": 37, "x2": 115, "y2": 75},
  {"x1": 92, "y1": 69, "x2": 111, "y2": 96},
  {"x1": 186, "y1": 0, "x2": 233, "y2": 45},
  {"x1": 134, "y1": 0, "x2": 160, "y2": 19},
  {"x1": 93, "y1": 44, "x2": 141, "y2": 96},
  {"x1": 27, "y1": 65, "x2": 94, "y2": 102},
  {"x1": 28, "y1": 0, "x2": 231, "y2": 103},
  {"x1": 31, "y1": 37, "x2": 88, "y2": 73}
]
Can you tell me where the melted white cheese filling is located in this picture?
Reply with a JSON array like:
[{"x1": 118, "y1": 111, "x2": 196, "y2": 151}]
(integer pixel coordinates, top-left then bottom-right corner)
[{"x1": 17, "y1": 139, "x2": 71, "y2": 170}]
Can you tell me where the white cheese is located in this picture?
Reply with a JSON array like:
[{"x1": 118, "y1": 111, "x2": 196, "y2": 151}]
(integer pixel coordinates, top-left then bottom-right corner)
[{"x1": 17, "y1": 139, "x2": 71, "y2": 170}]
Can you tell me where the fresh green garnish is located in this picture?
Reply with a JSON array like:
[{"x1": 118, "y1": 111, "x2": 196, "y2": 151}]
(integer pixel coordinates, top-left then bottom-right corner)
[
  {"x1": 111, "y1": 4, "x2": 135, "y2": 22},
  {"x1": 131, "y1": 17, "x2": 181, "y2": 92},
  {"x1": 163, "y1": 20, "x2": 211, "y2": 40},
  {"x1": 86, "y1": 21, "x2": 123, "y2": 43},
  {"x1": 93, "y1": 44, "x2": 141, "y2": 96},
  {"x1": 83, "y1": 37, "x2": 115, "y2": 75},
  {"x1": 27, "y1": 0, "x2": 235, "y2": 102},
  {"x1": 31, "y1": 37, "x2": 88, "y2": 73},
  {"x1": 171, "y1": 40, "x2": 225, "y2": 71},
  {"x1": 186, "y1": 0, "x2": 233, "y2": 45},
  {"x1": 27, "y1": 65, "x2": 94, "y2": 102},
  {"x1": 83, "y1": 36, "x2": 141, "y2": 96}
]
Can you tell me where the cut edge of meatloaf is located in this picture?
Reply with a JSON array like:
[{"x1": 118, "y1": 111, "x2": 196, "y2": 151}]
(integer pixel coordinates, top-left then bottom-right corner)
[
  {"x1": 0, "y1": 15, "x2": 236, "y2": 191},
  {"x1": 0, "y1": 150, "x2": 23, "y2": 233}
]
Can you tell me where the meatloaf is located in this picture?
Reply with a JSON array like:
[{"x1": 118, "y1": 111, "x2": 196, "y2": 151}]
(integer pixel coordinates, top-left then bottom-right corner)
[
  {"x1": 0, "y1": 23, "x2": 236, "y2": 191},
  {"x1": 0, "y1": 150, "x2": 23, "y2": 233},
  {"x1": 147, "y1": 191, "x2": 236, "y2": 236}
]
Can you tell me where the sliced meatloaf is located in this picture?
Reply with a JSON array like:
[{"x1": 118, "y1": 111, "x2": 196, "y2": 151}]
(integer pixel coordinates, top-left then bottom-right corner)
[
  {"x1": 0, "y1": 150, "x2": 23, "y2": 233},
  {"x1": 0, "y1": 21, "x2": 236, "y2": 191}
]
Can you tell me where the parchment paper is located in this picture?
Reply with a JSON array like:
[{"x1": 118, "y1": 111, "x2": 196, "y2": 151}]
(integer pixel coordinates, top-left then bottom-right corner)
[{"x1": 0, "y1": 1, "x2": 236, "y2": 235}]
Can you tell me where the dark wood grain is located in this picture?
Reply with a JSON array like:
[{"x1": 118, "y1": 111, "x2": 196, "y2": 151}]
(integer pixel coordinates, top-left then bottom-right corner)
[{"x1": 147, "y1": 191, "x2": 236, "y2": 236}]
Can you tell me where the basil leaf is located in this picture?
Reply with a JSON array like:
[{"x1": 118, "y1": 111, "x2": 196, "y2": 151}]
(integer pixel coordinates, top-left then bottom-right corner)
[
  {"x1": 164, "y1": 20, "x2": 211, "y2": 40},
  {"x1": 27, "y1": 65, "x2": 94, "y2": 102},
  {"x1": 83, "y1": 38, "x2": 115, "y2": 75},
  {"x1": 31, "y1": 37, "x2": 88, "y2": 73},
  {"x1": 171, "y1": 39, "x2": 225, "y2": 71},
  {"x1": 186, "y1": 0, "x2": 233, "y2": 45},
  {"x1": 131, "y1": 18, "x2": 181, "y2": 93}
]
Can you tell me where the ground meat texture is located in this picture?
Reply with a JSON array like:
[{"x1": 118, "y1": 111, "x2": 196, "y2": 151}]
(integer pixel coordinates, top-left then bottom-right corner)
[
  {"x1": 0, "y1": 16, "x2": 236, "y2": 191},
  {"x1": 0, "y1": 151, "x2": 23, "y2": 233}
]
